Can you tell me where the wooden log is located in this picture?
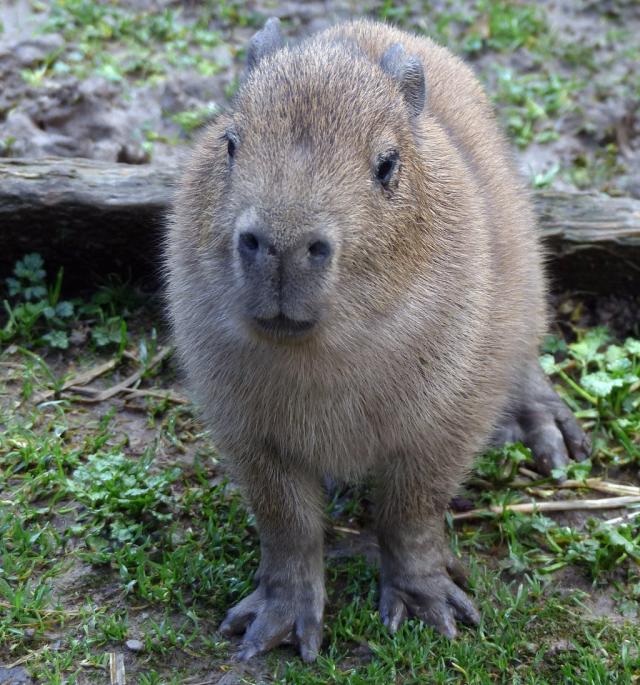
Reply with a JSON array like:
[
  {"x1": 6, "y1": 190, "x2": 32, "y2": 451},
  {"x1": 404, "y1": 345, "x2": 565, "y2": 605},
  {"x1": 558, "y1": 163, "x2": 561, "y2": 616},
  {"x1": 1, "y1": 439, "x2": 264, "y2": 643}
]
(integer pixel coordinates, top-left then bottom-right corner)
[
  {"x1": 1, "y1": 157, "x2": 639, "y2": 292},
  {"x1": 534, "y1": 190, "x2": 640, "y2": 293},
  {"x1": 0, "y1": 157, "x2": 172, "y2": 287}
]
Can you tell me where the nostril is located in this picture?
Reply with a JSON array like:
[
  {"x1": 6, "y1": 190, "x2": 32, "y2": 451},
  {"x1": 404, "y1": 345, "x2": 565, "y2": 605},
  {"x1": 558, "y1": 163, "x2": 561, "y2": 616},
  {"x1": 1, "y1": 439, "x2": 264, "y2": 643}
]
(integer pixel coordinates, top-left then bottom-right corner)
[
  {"x1": 239, "y1": 232, "x2": 260, "y2": 253},
  {"x1": 308, "y1": 239, "x2": 332, "y2": 264}
]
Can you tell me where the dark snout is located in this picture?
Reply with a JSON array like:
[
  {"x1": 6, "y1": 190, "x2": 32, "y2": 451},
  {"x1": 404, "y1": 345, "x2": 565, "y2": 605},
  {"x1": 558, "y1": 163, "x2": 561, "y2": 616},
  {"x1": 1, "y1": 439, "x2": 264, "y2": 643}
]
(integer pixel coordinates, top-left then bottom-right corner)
[
  {"x1": 236, "y1": 224, "x2": 334, "y2": 340},
  {"x1": 238, "y1": 230, "x2": 332, "y2": 272}
]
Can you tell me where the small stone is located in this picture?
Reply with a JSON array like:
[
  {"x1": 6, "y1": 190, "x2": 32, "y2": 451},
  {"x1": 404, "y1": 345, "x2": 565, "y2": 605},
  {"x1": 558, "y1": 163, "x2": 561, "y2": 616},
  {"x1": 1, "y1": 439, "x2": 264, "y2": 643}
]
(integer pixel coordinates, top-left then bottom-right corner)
[
  {"x1": 14, "y1": 35, "x2": 65, "y2": 67},
  {"x1": 0, "y1": 666, "x2": 33, "y2": 685},
  {"x1": 125, "y1": 638, "x2": 144, "y2": 652},
  {"x1": 547, "y1": 639, "x2": 577, "y2": 656}
]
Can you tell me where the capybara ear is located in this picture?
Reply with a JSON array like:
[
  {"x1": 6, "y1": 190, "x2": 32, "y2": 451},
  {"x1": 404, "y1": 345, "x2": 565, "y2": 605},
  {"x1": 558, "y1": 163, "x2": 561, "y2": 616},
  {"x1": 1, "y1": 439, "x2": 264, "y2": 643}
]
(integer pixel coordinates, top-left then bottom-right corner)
[
  {"x1": 245, "y1": 17, "x2": 285, "y2": 74},
  {"x1": 379, "y1": 42, "x2": 426, "y2": 118}
]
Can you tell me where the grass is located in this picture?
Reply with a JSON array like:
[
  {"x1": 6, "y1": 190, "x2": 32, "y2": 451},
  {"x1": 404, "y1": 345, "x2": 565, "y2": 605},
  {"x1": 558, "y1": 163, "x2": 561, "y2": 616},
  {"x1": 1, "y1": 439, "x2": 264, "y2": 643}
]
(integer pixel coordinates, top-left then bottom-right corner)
[
  {"x1": 1, "y1": 255, "x2": 640, "y2": 682},
  {"x1": 491, "y1": 67, "x2": 578, "y2": 148}
]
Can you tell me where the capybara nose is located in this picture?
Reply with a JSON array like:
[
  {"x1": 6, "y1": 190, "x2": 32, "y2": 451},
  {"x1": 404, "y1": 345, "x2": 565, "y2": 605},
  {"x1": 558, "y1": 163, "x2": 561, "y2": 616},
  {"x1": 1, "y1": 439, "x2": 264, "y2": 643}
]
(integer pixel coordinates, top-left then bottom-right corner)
[
  {"x1": 238, "y1": 231, "x2": 276, "y2": 267},
  {"x1": 306, "y1": 238, "x2": 333, "y2": 267},
  {"x1": 237, "y1": 230, "x2": 333, "y2": 276}
]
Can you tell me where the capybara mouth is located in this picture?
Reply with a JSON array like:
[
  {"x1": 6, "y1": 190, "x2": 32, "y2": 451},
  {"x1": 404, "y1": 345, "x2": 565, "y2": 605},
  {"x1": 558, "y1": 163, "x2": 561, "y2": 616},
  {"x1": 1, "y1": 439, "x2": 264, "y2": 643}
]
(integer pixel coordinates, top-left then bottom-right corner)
[{"x1": 253, "y1": 313, "x2": 316, "y2": 339}]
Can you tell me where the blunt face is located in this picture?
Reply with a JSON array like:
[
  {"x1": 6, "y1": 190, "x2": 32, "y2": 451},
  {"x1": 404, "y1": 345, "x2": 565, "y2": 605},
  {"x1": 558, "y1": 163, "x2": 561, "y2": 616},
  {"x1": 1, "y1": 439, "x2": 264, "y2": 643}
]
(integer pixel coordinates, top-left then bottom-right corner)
[{"x1": 214, "y1": 43, "x2": 418, "y2": 345}]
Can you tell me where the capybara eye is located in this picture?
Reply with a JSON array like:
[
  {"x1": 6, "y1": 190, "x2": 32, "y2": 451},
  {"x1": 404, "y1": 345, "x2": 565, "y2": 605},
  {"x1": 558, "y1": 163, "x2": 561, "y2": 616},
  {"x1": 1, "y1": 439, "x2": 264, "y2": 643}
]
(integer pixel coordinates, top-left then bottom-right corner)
[{"x1": 375, "y1": 152, "x2": 398, "y2": 186}]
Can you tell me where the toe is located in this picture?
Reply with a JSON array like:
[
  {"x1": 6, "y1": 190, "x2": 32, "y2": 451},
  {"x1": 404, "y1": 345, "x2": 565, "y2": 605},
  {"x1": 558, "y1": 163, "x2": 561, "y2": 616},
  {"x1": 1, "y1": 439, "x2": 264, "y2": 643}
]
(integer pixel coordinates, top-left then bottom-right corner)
[
  {"x1": 295, "y1": 614, "x2": 323, "y2": 662},
  {"x1": 447, "y1": 584, "x2": 480, "y2": 626},
  {"x1": 220, "y1": 595, "x2": 260, "y2": 636},
  {"x1": 380, "y1": 591, "x2": 407, "y2": 634},
  {"x1": 490, "y1": 418, "x2": 525, "y2": 448},
  {"x1": 521, "y1": 409, "x2": 570, "y2": 476},
  {"x1": 446, "y1": 554, "x2": 471, "y2": 590},
  {"x1": 418, "y1": 602, "x2": 457, "y2": 639},
  {"x1": 236, "y1": 643, "x2": 259, "y2": 662},
  {"x1": 239, "y1": 607, "x2": 293, "y2": 658},
  {"x1": 554, "y1": 405, "x2": 591, "y2": 462}
]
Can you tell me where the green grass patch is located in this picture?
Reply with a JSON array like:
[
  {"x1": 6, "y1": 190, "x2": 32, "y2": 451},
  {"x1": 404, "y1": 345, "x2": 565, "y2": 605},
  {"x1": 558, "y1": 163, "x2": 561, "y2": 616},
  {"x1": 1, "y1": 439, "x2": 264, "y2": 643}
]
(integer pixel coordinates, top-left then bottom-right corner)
[
  {"x1": 492, "y1": 68, "x2": 578, "y2": 148},
  {"x1": 2, "y1": 256, "x2": 640, "y2": 680}
]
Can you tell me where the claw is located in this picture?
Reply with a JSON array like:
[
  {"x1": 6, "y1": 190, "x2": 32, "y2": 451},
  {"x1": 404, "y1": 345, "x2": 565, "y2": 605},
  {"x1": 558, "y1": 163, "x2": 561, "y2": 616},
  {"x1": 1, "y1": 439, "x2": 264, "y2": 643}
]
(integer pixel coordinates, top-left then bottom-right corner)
[
  {"x1": 448, "y1": 583, "x2": 481, "y2": 626},
  {"x1": 220, "y1": 597, "x2": 257, "y2": 636},
  {"x1": 420, "y1": 603, "x2": 458, "y2": 639},
  {"x1": 236, "y1": 643, "x2": 260, "y2": 662},
  {"x1": 294, "y1": 614, "x2": 323, "y2": 663},
  {"x1": 221, "y1": 583, "x2": 324, "y2": 662},
  {"x1": 446, "y1": 554, "x2": 471, "y2": 590},
  {"x1": 380, "y1": 591, "x2": 407, "y2": 634},
  {"x1": 380, "y1": 564, "x2": 478, "y2": 639},
  {"x1": 493, "y1": 361, "x2": 591, "y2": 475}
]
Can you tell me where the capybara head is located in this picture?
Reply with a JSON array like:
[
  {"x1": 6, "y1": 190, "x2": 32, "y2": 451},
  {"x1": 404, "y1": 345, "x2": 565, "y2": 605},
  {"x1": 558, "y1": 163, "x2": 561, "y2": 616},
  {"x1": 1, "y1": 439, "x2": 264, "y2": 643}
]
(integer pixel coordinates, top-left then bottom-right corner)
[{"x1": 173, "y1": 19, "x2": 440, "y2": 347}]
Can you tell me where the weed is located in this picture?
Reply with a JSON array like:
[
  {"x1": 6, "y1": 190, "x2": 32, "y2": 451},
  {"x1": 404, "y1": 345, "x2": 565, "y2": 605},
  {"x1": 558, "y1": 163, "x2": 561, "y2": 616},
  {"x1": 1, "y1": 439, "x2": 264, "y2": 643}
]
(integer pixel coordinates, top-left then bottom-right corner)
[
  {"x1": 565, "y1": 144, "x2": 626, "y2": 192},
  {"x1": 543, "y1": 328, "x2": 640, "y2": 466},
  {"x1": 493, "y1": 67, "x2": 577, "y2": 147},
  {"x1": 172, "y1": 104, "x2": 220, "y2": 136},
  {"x1": 39, "y1": 0, "x2": 232, "y2": 85},
  {"x1": 1, "y1": 253, "x2": 138, "y2": 352},
  {"x1": 2, "y1": 254, "x2": 74, "y2": 349},
  {"x1": 67, "y1": 449, "x2": 180, "y2": 544},
  {"x1": 378, "y1": 0, "x2": 411, "y2": 24},
  {"x1": 464, "y1": 0, "x2": 548, "y2": 54},
  {"x1": 532, "y1": 162, "x2": 561, "y2": 188}
]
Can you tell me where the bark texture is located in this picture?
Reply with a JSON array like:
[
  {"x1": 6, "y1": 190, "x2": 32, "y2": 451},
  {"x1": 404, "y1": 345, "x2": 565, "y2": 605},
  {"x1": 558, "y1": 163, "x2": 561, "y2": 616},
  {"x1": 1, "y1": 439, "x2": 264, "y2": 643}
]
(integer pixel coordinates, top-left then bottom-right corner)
[{"x1": 1, "y1": 158, "x2": 639, "y2": 292}]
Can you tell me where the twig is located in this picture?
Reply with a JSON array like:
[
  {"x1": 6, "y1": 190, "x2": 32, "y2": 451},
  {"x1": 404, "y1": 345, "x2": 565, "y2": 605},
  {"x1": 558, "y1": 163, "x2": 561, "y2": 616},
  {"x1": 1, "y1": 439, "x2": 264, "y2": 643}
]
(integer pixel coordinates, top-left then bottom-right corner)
[
  {"x1": 601, "y1": 509, "x2": 640, "y2": 526},
  {"x1": 527, "y1": 478, "x2": 640, "y2": 498},
  {"x1": 67, "y1": 346, "x2": 173, "y2": 403},
  {"x1": 121, "y1": 387, "x2": 189, "y2": 404},
  {"x1": 333, "y1": 525, "x2": 361, "y2": 536},
  {"x1": 109, "y1": 653, "x2": 126, "y2": 685},
  {"x1": 565, "y1": 479, "x2": 640, "y2": 497},
  {"x1": 519, "y1": 467, "x2": 543, "y2": 481},
  {"x1": 453, "y1": 495, "x2": 640, "y2": 520},
  {"x1": 518, "y1": 468, "x2": 640, "y2": 497},
  {"x1": 32, "y1": 356, "x2": 119, "y2": 403},
  {"x1": 0, "y1": 361, "x2": 25, "y2": 369}
]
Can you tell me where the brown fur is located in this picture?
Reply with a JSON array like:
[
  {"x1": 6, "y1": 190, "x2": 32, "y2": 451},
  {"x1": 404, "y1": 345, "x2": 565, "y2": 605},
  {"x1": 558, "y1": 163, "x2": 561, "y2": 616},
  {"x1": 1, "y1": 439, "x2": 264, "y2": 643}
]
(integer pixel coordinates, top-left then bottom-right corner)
[{"x1": 165, "y1": 19, "x2": 555, "y2": 659}]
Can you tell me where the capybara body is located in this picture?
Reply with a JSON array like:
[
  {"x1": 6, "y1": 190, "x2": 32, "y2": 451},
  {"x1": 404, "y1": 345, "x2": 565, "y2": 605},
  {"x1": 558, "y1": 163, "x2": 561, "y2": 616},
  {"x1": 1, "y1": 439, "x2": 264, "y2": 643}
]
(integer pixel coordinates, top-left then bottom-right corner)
[{"x1": 166, "y1": 19, "x2": 587, "y2": 661}]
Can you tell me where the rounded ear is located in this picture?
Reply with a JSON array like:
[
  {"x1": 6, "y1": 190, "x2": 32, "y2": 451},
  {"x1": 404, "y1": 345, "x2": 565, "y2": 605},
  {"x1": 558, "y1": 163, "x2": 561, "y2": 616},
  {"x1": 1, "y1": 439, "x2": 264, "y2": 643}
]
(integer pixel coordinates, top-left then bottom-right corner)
[
  {"x1": 379, "y1": 43, "x2": 426, "y2": 118},
  {"x1": 246, "y1": 17, "x2": 284, "y2": 73}
]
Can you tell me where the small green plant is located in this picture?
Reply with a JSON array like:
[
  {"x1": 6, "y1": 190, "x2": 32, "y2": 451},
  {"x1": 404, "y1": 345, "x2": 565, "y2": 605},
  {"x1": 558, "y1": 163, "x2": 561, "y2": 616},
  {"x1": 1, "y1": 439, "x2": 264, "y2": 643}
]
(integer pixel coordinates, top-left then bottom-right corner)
[
  {"x1": 208, "y1": 0, "x2": 262, "y2": 27},
  {"x1": 2, "y1": 253, "x2": 75, "y2": 348},
  {"x1": 493, "y1": 67, "x2": 576, "y2": 147},
  {"x1": 1, "y1": 253, "x2": 139, "y2": 352},
  {"x1": 566, "y1": 144, "x2": 625, "y2": 192},
  {"x1": 532, "y1": 162, "x2": 561, "y2": 188},
  {"x1": 172, "y1": 103, "x2": 220, "y2": 135},
  {"x1": 39, "y1": 0, "x2": 235, "y2": 89},
  {"x1": 67, "y1": 449, "x2": 180, "y2": 544},
  {"x1": 378, "y1": 0, "x2": 411, "y2": 24},
  {"x1": 542, "y1": 328, "x2": 640, "y2": 466},
  {"x1": 474, "y1": 442, "x2": 533, "y2": 486},
  {"x1": 0, "y1": 135, "x2": 16, "y2": 156},
  {"x1": 462, "y1": 0, "x2": 547, "y2": 54}
]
